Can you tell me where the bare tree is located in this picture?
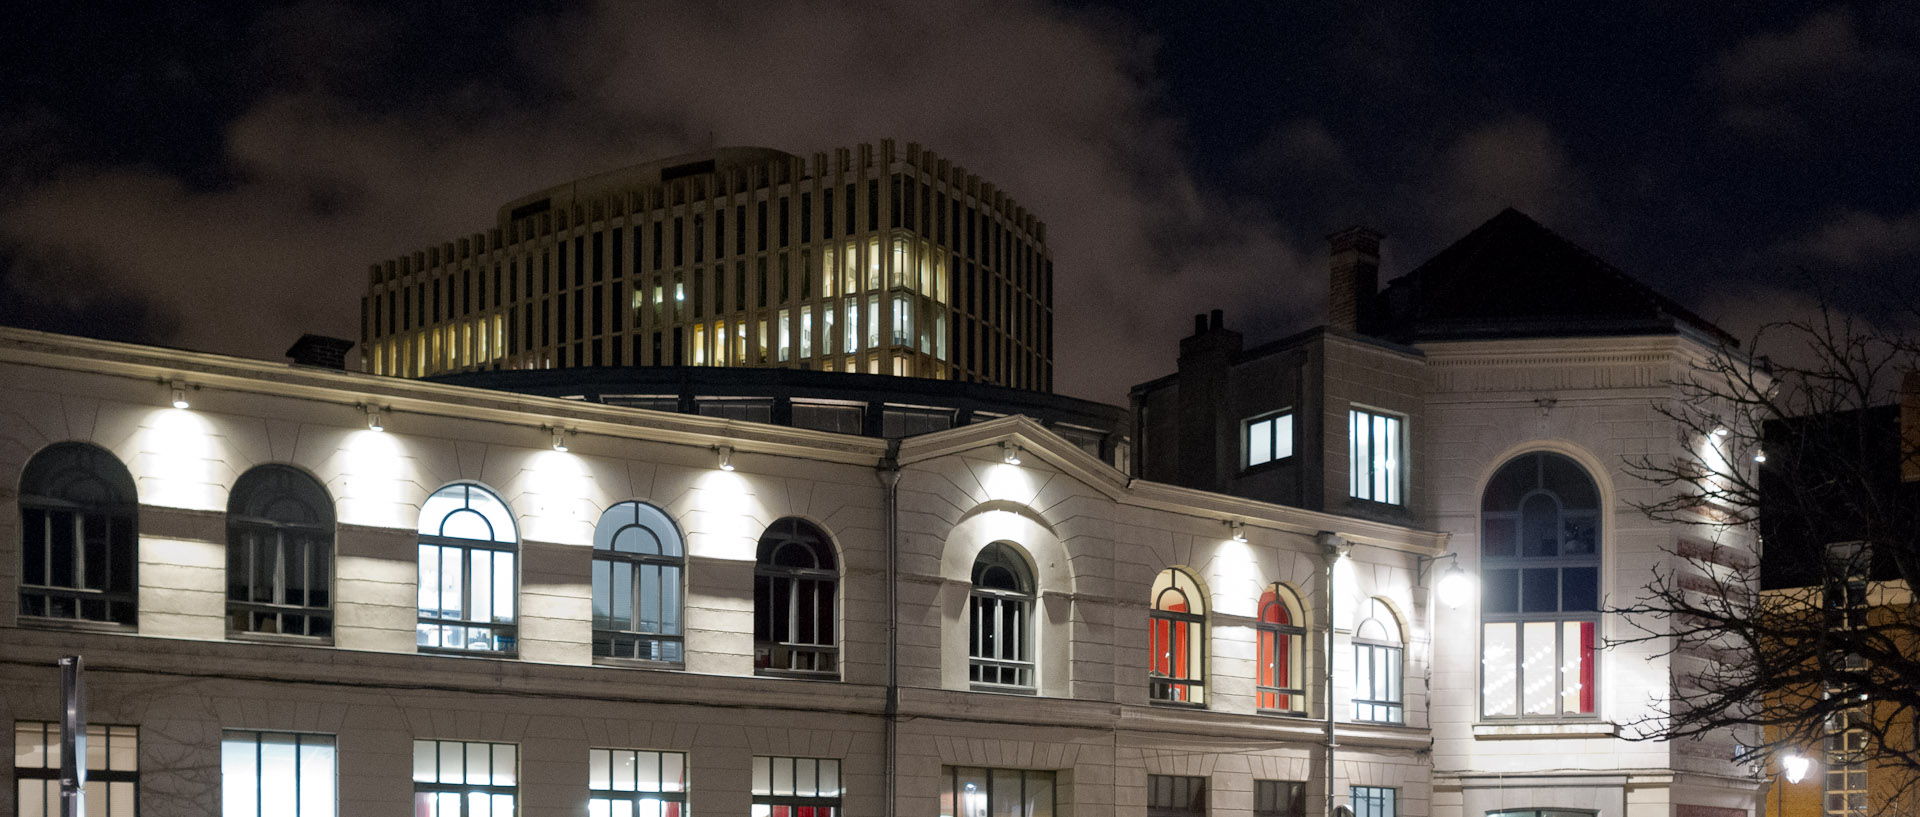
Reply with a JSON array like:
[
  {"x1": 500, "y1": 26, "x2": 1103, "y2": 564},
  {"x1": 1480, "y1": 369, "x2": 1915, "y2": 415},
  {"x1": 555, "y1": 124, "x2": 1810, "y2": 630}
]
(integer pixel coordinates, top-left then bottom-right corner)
[{"x1": 1615, "y1": 306, "x2": 1920, "y2": 803}]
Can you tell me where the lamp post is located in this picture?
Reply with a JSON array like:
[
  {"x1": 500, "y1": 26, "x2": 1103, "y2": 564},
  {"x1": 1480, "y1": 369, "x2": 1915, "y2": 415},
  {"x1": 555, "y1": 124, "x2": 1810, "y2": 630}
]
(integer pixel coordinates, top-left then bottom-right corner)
[{"x1": 1776, "y1": 753, "x2": 1810, "y2": 817}]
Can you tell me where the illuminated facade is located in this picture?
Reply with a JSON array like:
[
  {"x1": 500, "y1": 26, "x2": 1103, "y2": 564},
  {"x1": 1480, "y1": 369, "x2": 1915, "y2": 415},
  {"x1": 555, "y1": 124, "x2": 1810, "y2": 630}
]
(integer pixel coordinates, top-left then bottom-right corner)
[
  {"x1": 360, "y1": 141, "x2": 1054, "y2": 391},
  {"x1": 1133, "y1": 210, "x2": 1766, "y2": 817},
  {"x1": 0, "y1": 326, "x2": 1440, "y2": 816}
]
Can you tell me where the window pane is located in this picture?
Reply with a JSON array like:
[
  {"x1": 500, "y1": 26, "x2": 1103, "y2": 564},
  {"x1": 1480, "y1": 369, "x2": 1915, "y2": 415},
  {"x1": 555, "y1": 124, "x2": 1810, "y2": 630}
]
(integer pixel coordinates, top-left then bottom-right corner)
[
  {"x1": 1562, "y1": 621, "x2": 1595, "y2": 714},
  {"x1": 1522, "y1": 621, "x2": 1558, "y2": 715},
  {"x1": 223, "y1": 736, "x2": 258, "y2": 817},
  {"x1": 1521, "y1": 568, "x2": 1559, "y2": 613},
  {"x1": 1560, "y1": 567, "x2": 1599, "y2": 612},
  {"x1": 1248, "y1": 419, "x2": 1273, "y2": 466},
  {"x1": 1483, "y1": 623, "x2": 1518, "y2": 717}
]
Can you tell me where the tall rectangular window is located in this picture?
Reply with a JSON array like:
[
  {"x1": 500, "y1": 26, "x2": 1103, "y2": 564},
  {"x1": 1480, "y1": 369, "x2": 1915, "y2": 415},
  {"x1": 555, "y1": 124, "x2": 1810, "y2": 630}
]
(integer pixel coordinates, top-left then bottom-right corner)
[
  {"x1": 1255, "y1": 780, "x2": 1305, "y2": 817},
  {"x1": 1147, "y1": 774, "x2": 1205, "y2": 817},
  {"x1": 1351, "y1": 786, "x2": 1397, "y2": 817},
  {"x1": 15, "y1": 722, "x2": 138, "y2": 817},
  {"x1": 940, "y1": 767, "x2": 1054, "y2": 817},
  {"x1": 1244, "y1": 411, "x2": 1294, "y2": 468},
  {"x1": 413, "y1": 740, "x2": 516, "y2": 817},
  {"x1": 752, "y1": 756, "x2": 841, "y2": 816},
  {"x1": 223, "y1": 731, "x2": 336, "y2": 817},
  {"x1": 1348, "y1": 408, "x2": 1404, "y2": 504},
  {"x1": 590, "y1": 748, "x2": 685, "y2": 816}
]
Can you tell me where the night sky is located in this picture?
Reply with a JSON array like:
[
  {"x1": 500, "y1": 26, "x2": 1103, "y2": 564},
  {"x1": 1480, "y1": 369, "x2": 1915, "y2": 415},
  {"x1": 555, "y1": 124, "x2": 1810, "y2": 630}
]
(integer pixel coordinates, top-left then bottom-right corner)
[{"x1": 4, "y1": 1, "x2": 1917, "y2": 404}]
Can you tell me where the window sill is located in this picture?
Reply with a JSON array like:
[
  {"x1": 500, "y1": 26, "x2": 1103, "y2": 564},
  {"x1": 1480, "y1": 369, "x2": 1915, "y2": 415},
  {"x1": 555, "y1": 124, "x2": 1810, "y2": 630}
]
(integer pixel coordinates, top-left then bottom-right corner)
[
  {"x1": 593, "y1": 656, "x2": 685, "y2": 671},
  {"x1": 1472, "y1": 720, "x2": 1618, "y2": 740},
  {"x1": 969, "y1": 683, "x2": 1037, "y2": 696},
  {"x1": 16, "y1": 616, "x2": 137, "y2": 635},
  {"x1": 754, "y1": 669, "x2": 840, "y2": 681},
  {"x1": 1259, "y1": 709, "x2": 1311, "y2": 718},
  {"x1": 228, "y1": 630, "x2": 334, "y2": 647},
  {"x1": 1148, "y1": 698, "x2": 1207, "y2": 709},
  {"x1": 418, "y1": 647, "x2": 519, "y2": 660}
]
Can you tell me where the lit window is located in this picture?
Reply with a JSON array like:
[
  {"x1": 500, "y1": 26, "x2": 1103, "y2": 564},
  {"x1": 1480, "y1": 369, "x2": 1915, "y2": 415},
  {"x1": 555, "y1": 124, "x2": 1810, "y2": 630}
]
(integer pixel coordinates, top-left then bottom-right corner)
[
  {"x1": 1480, "y1": 452, "x2": 1600, "y2": 718},
  {"x1": 1148, "y1": 568, "x2": 1207, "y2": 705},
  {"x1": 1255, "y1": 780, "x2": 1305, "y2": 817},
  {"x1": 589, "y1": 748, "x2": 686, "y2": 816},
  {"x1": 940, "y1": 767, "x2": 1054, "y2": 816},
  {"x1": 969, "y1": 543, "x2": 1035, "y2": 690},
  {"x1": 1147, "y1": 774, "x2": 1205, "y2": 817},
  {"x1": 227, "y1": 465, "x2": 335, "y2": 639},
  {"x1": 1352, "y1": 597, "x2": 1404, "y2": 723},
  {"x1": 1347, "y1": 408, "x2": 1404, "y2": 505},
  {"x1": 412, "y1": 740, "x2": 515, "y2": 816},
  {"x1": 751, "y1": 756, "x2": 841, "y2": 816},
  {"x1": 1244, "y1": 412, "x2": 1294, "y2": 469},
  {"x1": 1351, "y1": 786, "x2": 1397, "y2": 817},
  {"x1": 592, "y1": 501, "x2": 685, "y2": 663},
  {"x1": 754, "y1": 518, "x2": 838, "y2": 676},
  {"x1": 14, "y1": 722, "x2": 138, "y2": 817},
  {"x1": 416, "y1": 484, "x2": 519, "y2": 655},
  {"x1": 18, "y1": 442, "x2": 138, "y2": 626},
  {"x1": 1257, "y1": 585, "x2": 1306, "y2": 713},
  {"x1": 222, "y1": 731, "x2": 336, "y2": 816}
]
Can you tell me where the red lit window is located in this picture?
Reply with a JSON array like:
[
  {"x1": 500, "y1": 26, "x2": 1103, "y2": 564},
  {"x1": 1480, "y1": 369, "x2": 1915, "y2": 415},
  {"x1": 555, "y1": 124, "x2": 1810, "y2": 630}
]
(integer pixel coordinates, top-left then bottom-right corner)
[
  {"x1": 1149, "y1": 568, "x2": 1207, "y2": 705},
  {"x1": 1257, "y1": 584, "x2": 1307, "y2": 713}
]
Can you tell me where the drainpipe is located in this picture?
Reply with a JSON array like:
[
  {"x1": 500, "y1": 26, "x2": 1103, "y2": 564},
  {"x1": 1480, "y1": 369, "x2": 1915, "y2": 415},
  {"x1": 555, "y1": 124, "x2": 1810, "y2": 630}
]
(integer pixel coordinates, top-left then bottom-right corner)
[
  {"x1": 877, "y1": 440, "x2": 903, "y2": 817},
  {"x1": 1317, "y1": 532, "x2": 1350, "y2": 817}
]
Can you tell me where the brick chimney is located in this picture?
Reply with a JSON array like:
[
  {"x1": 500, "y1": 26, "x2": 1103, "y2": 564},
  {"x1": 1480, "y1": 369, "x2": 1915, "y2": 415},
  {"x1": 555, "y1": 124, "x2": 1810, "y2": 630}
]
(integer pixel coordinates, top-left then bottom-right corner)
[
  {"x1": 1328, "y1": 226, "x2": 1384, "y2": 333},
  {"x1": 285, "y1": 334, "x2": 356, "y2": 370},
  {"x1": 1176, "y1": 309, "x2": 1242, "y2": 490}
]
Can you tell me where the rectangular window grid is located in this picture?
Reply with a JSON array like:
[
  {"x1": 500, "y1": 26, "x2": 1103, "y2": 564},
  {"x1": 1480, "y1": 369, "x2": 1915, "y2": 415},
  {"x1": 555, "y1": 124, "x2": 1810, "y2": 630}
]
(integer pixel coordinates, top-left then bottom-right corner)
[
  {"x1": 1244, "y1": 411, "x2": 1294, "y2": 469},
  {"x1": 1351, "y1": 786, "x2": 1397, "y2": 817},
  {"x1": 1146, "y1": 774, "x2": 1205, "y2": 817},
  {"x1": 751, "y1": 756, "x2": 841, "y2": 816},
  {"x1": 1352, "y1": 643, "x2": 1404, "y2": 723},
  {"x1": 1348, "y1": 408, "x2": 1404, "y2": 505},
  {"x1": 416, "y1": 543, "x2": 517, "y2": 654},
  {"x1": 222, "y1": 731, "x2": 336, "y2": 817},
  {"x1": 590, "y1": 748, "x2": 686, "y2": 817},
  {"x1": 940, "y1": 766, "x2": 1055, "y2": 817},
  {"x1": 1254, "y1": 780, "x2": 1306, "y2": 817},
  {"x1": 413, "y1": 740, "x2": 516, "y2": 817},
  {"x1": 14, "y1": 722, "x2": 137, "y2": 817}
]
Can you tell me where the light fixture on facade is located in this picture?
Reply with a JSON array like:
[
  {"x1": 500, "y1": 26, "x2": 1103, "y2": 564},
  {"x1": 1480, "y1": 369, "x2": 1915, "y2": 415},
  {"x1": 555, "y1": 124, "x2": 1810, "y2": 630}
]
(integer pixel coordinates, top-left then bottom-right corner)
[
  {"x1": 1228, "y1": 520, "x2": 1248, "y2": 543},
  {"x1": 1781, "y1": 752, "x2": 1811, "y2": 783},
  {"x1": 716, "y1": 445, "x2": 735, "y2": 472},
  {"x1": 1417, "y1": 551, "x2": 1475, "y2": 609},
  {"x1": 1753, "y1": 450, "x2": 1767, "y2": 463},
  {"x1": 364, "y1": 405, "x2": 385, "y2": 432},
  {"x1": 1001, "y1": 441, "x2": 1022, "y2": 465},
  {"x1": 169, "y1": 380, "x2": 191, "y2": 410},
  {"x1": 551, "y1": 428, "x2": 570, "y2": 453},
  {"x1": 1712, "y1": 426, "x2": 1730, "y2": 437}
]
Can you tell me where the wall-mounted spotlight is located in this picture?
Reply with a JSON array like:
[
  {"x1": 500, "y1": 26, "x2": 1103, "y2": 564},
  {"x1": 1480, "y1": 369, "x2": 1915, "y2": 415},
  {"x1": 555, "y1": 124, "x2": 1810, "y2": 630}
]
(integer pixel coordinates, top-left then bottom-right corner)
[
  {"x1": 1712, "y1": 426, "x2": 1730, "y2": 438},
  {"x1": 169, "y1": 380, "x2": 191, "y2": 410},
  {"x1": 1228, "y1": 520, "x2": 1248, "y2": 543},
  {"x1": 716, "y1": 445, "x2": 736, "y2": 471},
  {"x1": 1753, "y1": 450, "x2": 1767, "y2": 463},
  {"x1": 551, "y1": 428, "x2": 571, "y2": 453},
  {"x1": 1001, "y1": 441, "x2": 1022, "y2": 465},
  {"x1": 364, "y1": 405, "x2": 386, "y2": 432}
]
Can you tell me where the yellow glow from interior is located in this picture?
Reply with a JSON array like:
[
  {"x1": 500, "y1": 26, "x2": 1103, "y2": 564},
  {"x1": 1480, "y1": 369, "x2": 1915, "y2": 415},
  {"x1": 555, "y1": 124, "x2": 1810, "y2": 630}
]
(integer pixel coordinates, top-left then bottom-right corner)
[
  {"x1": 139, "y1": 407, "x2": 220, "y2": 511},
  {"x1": 336, "y1": 427, "x2": 413, "y2": 530},
  {"x1": 687, "y1": 469, "x2": 766, "y2": 561},
  {"x1": 521, "y1": 449, "x2": 595, "y2": 546}
]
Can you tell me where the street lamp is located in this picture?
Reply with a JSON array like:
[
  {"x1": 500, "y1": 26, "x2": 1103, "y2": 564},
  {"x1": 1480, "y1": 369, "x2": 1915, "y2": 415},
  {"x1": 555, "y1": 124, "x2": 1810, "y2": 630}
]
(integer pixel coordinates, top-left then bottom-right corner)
[
  {"x1": 1774, "y1": 752, "x2": 1812, "y2": 817},
  {"x1": 1417, "y1": 552, "x2": 1475, "y2": 610}
]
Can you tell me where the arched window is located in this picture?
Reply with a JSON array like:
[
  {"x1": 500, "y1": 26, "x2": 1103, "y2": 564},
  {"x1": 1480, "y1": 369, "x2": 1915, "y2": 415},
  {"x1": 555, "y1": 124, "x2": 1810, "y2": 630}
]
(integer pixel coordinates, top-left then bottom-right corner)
[
  {"x1": 416, "y1": 483, "x2": 518, "y2": 654},
  {"x1": 18, "y1": 442, "x2": 137, "y2": 626},
  {"x1": 1352, "y1": 597, "x2": 1404, "y2": 723},
  {"x1": 1481, "y1": 452, "x2": 1599, "y2": 718},
  {"x1": 1257, "y1": 584, "x2": 1306, "y2": 713},
  {"x1": 227, "y1": 465, "x2": 334, "y2": 638},
  {"x1": 592, "y1": 501, "x2": 684, "y2": 663},
  {"x1": 969, "y1": 542, "x2": 1034, "y2": 690},
  {"x1": 1148, "y1": 568, "x2": 1206, "y2": 705},
  {"x1": 754, "y1": 518, "x2": 837, "y2": 676}
]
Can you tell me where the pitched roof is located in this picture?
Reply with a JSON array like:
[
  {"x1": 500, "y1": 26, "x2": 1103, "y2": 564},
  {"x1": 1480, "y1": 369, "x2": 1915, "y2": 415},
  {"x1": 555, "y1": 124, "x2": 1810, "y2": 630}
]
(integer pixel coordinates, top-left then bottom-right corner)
[{"x1": 1372, "y1": 208, "x2": 1736, "y2": 346}]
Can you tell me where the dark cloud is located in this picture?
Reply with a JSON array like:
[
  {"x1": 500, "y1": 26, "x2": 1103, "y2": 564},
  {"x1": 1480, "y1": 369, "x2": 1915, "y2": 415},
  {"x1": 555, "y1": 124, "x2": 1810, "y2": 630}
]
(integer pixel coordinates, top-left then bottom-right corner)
[{"x1": 1785, "y1": 207, "x2": 1920, "y2": 268}]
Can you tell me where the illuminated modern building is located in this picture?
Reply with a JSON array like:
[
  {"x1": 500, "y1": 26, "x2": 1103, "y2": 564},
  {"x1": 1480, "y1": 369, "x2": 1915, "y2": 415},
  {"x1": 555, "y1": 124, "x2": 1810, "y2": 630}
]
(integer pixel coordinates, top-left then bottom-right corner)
[{"x1": 359, "y1": 141, "x2": 1054, "y2": 391}]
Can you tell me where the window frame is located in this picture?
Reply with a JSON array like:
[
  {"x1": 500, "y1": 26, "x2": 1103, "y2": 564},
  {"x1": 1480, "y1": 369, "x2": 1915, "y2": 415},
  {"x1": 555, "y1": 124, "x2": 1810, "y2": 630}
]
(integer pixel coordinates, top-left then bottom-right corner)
[
  {"x1": 1351, "y1": 597, "x2": 1405, "y2": 724},
  {"x1": 1148, "y1": 568, "x2": 1207, "y2": 706},
  {"x1": 1257, "y1": 584, "x2": 1308, "y2": 714},
  {"x1": 969, "y1": 542, "x2": 1036, "y2": 692},
  {"x1": 1347, "y1": 407, "x2": 1406, "y2": 506},
  {"x1": 940, "y1": 766, "x2": 1056, "y2": 817},
  {"x1": 1351, "y1": 785, "x2": 1398, "y2": 817},
  {"x1": 753, "y1": 518, "x2": 840, "y2": 678},
  {"x1": 591, "y1": 501, "x2": 687, "y2": 665},
  {"x1": 1242, "y1": 410, "x2": 1295, "y2": 471},
  {"x1": 1254, "y1": 779, "x2": 1307, "y2": 817},
  {"x1": 751, "y1": 755, "x2": 842, "y2": 815},
  {"x1": 221, "y1": 730, "x2": 337, "y2": 817},
  {"x1": 1479, "y1": 452, "x2": 1602, "y2": 720},
  {"x1": 411, "y1": 739, "x2": 517, "y2": 817},
  {"x1": 415, "y1": 483, "x2": 520, "y2": 657},
  {"x1": 17, "y1": 442, "x2": 139, "y2": 629},
  {"x1": 227, "y1": 465, "x2": 336, "y2": 642},
  {"x1": 589, "y1": 747, "x2": 687, "y2": 815},
  {"x1": 1146, "y1": 773, "x2": 1207, "y2": 817},
  {"x1": 14, "y1": 721, "x2": 138, "y2": 817}
]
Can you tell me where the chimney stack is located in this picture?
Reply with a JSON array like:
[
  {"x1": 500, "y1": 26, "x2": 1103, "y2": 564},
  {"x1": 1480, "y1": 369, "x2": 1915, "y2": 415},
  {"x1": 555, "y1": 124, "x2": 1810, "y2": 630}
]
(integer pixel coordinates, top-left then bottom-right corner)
[
  {"x1": 1328, "y1": 226, "x2": 1384, "y2": 333},
  {"x1": 286, "y1": 334, "x2": 356, "y2": 370}
]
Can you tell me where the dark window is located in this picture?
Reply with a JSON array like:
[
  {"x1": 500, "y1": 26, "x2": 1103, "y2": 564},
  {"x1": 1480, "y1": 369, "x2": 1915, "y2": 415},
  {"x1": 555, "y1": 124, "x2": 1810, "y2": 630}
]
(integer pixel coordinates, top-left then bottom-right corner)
[
  {"x1": 592, "y1": 285, "x2": 604, "y2": 336},
  {"x1": 757, "y1": 201, "x2": 768, "y2": 251},
  {"x1": 735, "y1": 205, "x2": 746, "y2": 256},
  {"x1": 592, "y1": 501, "x2": 684, "y2": 663},
  {"x1": 1481, "y1": 451, "x2": 1600, "y2": 718},
  {"x1": 18, "y1": 442, "x2": 137, "y2": 626},
  {"x1": 652, "y1": 221, "x2": 663, "y2": 271},
  {"x1": 432, "y1": 278, "x2": 441, "y2": 322},
  {"x1": 693, "y1": 214, "x2": 704, "y2": 263},
  {"x1": 736, "y1": 261, "x2": 747, "y2": 312},
  {"x1": 592, "y1": 232, "x2": 604, "y2": 282},
  {"x1": 1148, "y1": 775, "x2": 1205, "y2": 817},
  {"x1": 714, "y1": 209, "x2": 725, "y2": 260},
  {"x1": 941, "y1": 767, "x2": 1054, "y2": 816},
  {"x1": 778, "y1": 196, "x2": 790, "y2": 248},
  {"x1": 822, "y1": 188, "x2": 834, "y2": 238},
  {"x1": 227, "y1": 465, "x2": 334, "y2": 639},
  {"x1": 970, "y1": 543, "x2": 1035, "y2": 689},
  {"x1": 867, "y1": 179, "x2": 879, "y2": 231},
  {"x1": 753, "y1": 518, "x2": 837, "y2": 677},
  {"x1": 1255, "y1": 780, "x2": 1306, "y2": 817},
  {"x1": 800, "y1": 192, "x2": 811, "y2": 243},
  {"x1": 890, "y1": 175, "x2": 902, "y2": 228},
  {"x1": 672, "y1": 217, "x2": 684, "y2": 268}
]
